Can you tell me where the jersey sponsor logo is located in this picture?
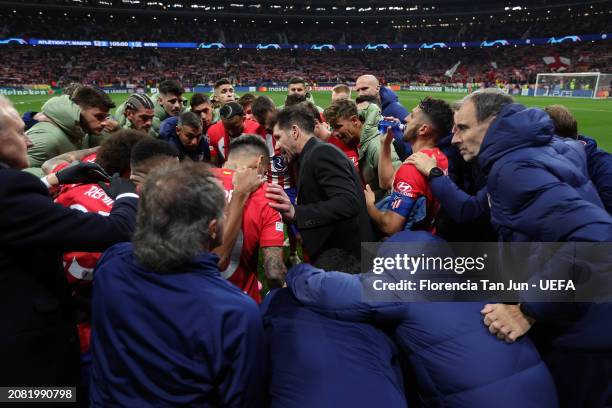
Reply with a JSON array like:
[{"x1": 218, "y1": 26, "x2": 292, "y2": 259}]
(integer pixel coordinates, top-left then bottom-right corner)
[{"x1": 396, "y1": 181, "x2": 413, "y2": 194}]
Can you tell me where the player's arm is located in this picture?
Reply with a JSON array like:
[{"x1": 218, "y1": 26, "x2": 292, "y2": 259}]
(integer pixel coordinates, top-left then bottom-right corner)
[
  {"x1": 378, "y1": 127, "x2": 396, "y2": 190},
  {"x1": 213, "y1": 168, "x2": 263, "y2": 270},
  {"x1": 261, "y1": 246, "x2": 286, "y2": 289},
  {"x1": 41, "y1": 147, "x2": 100, "y2": 175},
  {"x1": 364, "y1": 185, "x2": 409, "y2": 236}
]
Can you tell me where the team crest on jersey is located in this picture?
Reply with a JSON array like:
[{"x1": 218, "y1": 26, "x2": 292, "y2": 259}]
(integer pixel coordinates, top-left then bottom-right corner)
[{"x1": 272, "y1": 155, "x2": 287, "y2": 172}]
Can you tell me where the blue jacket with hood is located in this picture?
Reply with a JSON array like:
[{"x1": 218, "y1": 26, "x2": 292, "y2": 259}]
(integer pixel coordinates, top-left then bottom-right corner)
[
  {"x1": 286, "y1": 231, "x2": 558, "y2": 408},
  {"x1": 476, "y1": 104, "x2": 612, "y2": 407},
  {"x1": 578, "y1": 135, "x2": 612, "y2": 213},
  {"x1": 90, "y1": 243, "x2": 265, "y2": 407},
  {"x1": 478, "y1": 103, "x2": 612, "y2": 242}
]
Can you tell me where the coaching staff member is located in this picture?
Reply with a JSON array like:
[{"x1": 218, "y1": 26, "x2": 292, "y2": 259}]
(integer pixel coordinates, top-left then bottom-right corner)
[
  {"x1": 266, "y1": 104, "x2": 372, "y2": 261},
  {"x1": 0, "y1": 95, "x2": 138, "y2": 387}
]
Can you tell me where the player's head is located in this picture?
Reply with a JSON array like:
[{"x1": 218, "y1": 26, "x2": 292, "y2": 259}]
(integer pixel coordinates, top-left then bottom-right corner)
[
  {"x1": 62, "y1": 82, "x2": 83, "y2": 98},
  {"x1": 452, "y1": 88, "x2": 514, "y2": 162},
  {"x1": 331, "y1": 84, "x2": 351, "y2": 102},
  {"x1": 71, "y1": 85, "x2": 116, "y2": 135},
  {"x1": 227, "y1": 134, "x2": 270, "y2": 176},
  {"x1": 273, "y1": 104, "x2": 315, "y2": 163},
  {"x1": 220, "y1": 102, "x2": 246, "y2": 139},
  {"x1": 324, "y1": 98, "x2": 361, "y2": 147},
  {"x1": 238, "y1": 93, "x2": 256, "y2": 121},
  {"x1": 189, "y1": 93, "x2": 213, "y2": 130},
  {"x1": 0, "y1": 95, "x2": 31, "y2": 170},
  {"x1": 124, "y1": 94, "x2": 155, "y2": 134},
  {"x1": 176, "y1": 111, "x2": 203, "y2": 152},
  {"x1": 252, "y1": 96, "x2": 277, "y2": 132},
  {"x1": 130, "y1": 138, "x2": 180, "y2": 188},
  {"x1": 300, "y1": 101, "x2": 330, "y2": 141},
  {"x1": 157, "y1": 80, "x2": 185, "y2": 117},
  {"x1": 95, "y1": 129, "x2": 147, "y2": 178},
  {"x1": 355, "y1": 75, "x2": 380, "y2": 98},
  {"x1": 404, "y1": 97, "x2": 453, "y2": 144},
  {"x1": 284, "y1": 93, "x2": 307, "y2": 107},
  {"x1": 288, "y1": 77, "x2": 307, "y2": 97},
  {"x1": 214, "y1": 78, "x2": 235, "y2": 106},
  {"x1": 544, "y1": 104, "x2": 578, "y2": 139},
  {"x1": 314, "y1": 248, "x2": 361, "y2": 274},
  {"x1": 133, "y1": 162, "x2": 225, "y2": 272}
]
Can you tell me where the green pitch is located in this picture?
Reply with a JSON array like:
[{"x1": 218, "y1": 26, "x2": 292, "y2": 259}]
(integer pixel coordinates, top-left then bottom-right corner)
[{"x1": 8, "y1": 90, "x2": 612, "y2": 151}]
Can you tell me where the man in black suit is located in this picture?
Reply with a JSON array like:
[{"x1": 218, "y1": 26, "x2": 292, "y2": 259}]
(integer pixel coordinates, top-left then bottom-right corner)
[
  {"x1": 0, "y1": 95, "x2": 138, "y2": 387},
  {"x1": 266, "y1": 104, "x2": 372, "y2": 261}
]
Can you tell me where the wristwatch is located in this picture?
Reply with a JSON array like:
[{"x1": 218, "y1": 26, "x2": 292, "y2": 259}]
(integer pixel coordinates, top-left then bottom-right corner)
[{"x1": 428, "y1": 167, "x2": 444, "y2": 180}]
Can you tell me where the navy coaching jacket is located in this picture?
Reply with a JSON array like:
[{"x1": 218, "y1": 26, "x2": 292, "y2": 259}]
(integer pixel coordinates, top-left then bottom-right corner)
[
  {"x1": 90, "y1": 243, "x2": 265, "y2": 407},
  {"x1": 260, "y1": 288, "x2": 407, "y2": 408}
]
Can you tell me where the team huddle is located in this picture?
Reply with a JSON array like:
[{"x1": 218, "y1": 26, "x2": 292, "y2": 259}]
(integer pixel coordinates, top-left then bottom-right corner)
[{"x1": 0, "y1": 73, "x2": 611, "y2": 407}]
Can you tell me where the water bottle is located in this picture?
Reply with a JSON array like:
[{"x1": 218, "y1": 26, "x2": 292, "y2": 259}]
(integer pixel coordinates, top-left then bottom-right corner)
[{"x1": 378, "y1": 120, "x2": 405, "y2": 135}]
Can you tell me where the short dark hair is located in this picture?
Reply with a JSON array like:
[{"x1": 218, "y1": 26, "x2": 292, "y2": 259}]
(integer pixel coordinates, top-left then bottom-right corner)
[
  {"x1": 130, "y1": 138, "x2": 179, "y2": 174},
  {"x1": 158, "y1": 80, "x2": 184, "y2": 97},
  {"x1": 214, "y1": 78, "x2": 232, "y2": 89},
  {"x1": 190, "y1": 93, "x2": 210, "y2": 108},
  {"x1": 71, "y1": 86, "x2": 115, "y2": 111},
  {"x1": 178, "y1": 111, "x2": 202, "y2": 129},
  {"x1": 463, "y1": 88, "x2": 514, "y2": 123},
  {"x1": 133, "y1": 162, "x2": 225, "y2": 272},
  {"x1": 238, "y1": 93, "x2": 256, "y2": 109},
  {"x1": 314, "y1": 248, "x2": 361, "y2": 274},
  {"x1": 95, "y1": 129, "x2": 147, "y2": 175},
  {"x1": 284, "y1": 93, "x2": 307, "y2": 107},
  {"x1": 228, "y1": 134, "x2": 270, "y2": 164},
  {"x1": 125, "y1": 93, "x2": 155, "y2": 113},
  {"x1": 300, "y1": 101, "x2": 322, "y2": 125},
  {"x1": 288, "y1": 76, "x2": 306, "y2": 86},
  {"x1": 324, "y1": 99, "x2": 358, "y2": 128},
  {"x1": 544, "y1": 104, "x2": 578, "y2": 138},
  {"x1": 252, "y1": 96, "x2": 276, "y2": 125},
  {"x1": 418, "y1": 97, "x2": 454, "y2": 137},
  {"x1": 276, "y1": 104, "x2": 315, "y2": 134}
]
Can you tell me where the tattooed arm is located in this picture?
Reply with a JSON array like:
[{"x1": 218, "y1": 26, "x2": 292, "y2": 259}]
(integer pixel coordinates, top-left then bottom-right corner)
[{"x1": 262, "y1": 246, "x2": 287, "y2": 289}]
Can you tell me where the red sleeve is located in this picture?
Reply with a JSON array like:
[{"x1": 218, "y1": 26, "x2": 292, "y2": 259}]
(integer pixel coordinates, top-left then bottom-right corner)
[
  {"x1": 392, "y1": 164, "x2": 427, "y2": 199},
  {"x1": 52, "y1": 162, "x2": 70, "y2": 174},
  {"x1": 259, "y1": 204, "x2": 284, "y2": 248}
]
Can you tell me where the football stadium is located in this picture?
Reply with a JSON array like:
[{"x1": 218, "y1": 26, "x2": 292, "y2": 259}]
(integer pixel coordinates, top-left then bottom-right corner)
[{"x1": 0, "y1": 0, "x2": 611, "y2": 407}]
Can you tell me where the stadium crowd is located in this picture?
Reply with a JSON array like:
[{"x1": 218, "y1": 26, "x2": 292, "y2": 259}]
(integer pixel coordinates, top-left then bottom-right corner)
[
  {"x1": 0, "y1": 73, "x2": 611, "y2": 408},
  {"x1": 0, "y1": 8, "x2": 608, "y2": 44},
  {"x1": 0, "y1": 43, "x2": 610, "y2": 88}
]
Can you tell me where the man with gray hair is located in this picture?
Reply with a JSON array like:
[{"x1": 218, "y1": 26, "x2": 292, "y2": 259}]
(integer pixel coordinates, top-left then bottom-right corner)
[
  {"x1": 90, "y1": 162, "x2": 265, "y2": 407},
  {"x1": 0, "y1": 95, "x2": 138, "y2": 388},
  {"x1": 452, "y1": 88, "x2": 612, "y2": 407}
]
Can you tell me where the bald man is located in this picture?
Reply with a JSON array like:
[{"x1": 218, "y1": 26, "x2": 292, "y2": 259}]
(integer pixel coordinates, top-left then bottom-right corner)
[{"x1": 355, "y1": 75, "x2": 408, "y2": 122}]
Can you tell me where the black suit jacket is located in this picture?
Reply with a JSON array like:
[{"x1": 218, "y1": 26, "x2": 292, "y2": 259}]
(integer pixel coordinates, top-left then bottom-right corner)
[
  {"x1": 0, "y1": 166, "x2": 137, "y2": 386},
  {"x1": 294, "y1": 137, "x2": 373, "y2": 261}
]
